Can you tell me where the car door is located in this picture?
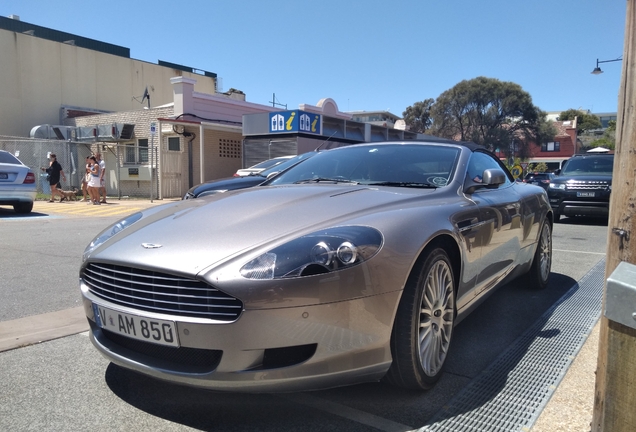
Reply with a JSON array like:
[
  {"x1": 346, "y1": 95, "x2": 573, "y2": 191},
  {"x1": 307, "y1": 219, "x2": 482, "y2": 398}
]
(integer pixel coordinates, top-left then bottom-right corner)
[{"x1": 465, "y1": 151, "x2": 524, "y2": 296}]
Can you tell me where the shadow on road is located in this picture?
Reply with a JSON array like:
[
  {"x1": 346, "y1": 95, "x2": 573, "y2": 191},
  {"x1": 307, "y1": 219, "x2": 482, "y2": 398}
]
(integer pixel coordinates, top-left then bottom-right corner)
[{"x1": 103, "y1": 271, "x2": 579, "y2": 431}]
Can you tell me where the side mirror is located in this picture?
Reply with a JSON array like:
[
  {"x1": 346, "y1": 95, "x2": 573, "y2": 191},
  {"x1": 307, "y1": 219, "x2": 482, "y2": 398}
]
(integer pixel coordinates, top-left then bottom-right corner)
[
  {"x1": 482, "y1": 168, "x2": 506, "y2": 186},
  {"x1": 554, "y1": 169, "x2": 561, "y2": 176},
  {"x1": 464, "y1": 168, "x2": 507, "y2": 194}
]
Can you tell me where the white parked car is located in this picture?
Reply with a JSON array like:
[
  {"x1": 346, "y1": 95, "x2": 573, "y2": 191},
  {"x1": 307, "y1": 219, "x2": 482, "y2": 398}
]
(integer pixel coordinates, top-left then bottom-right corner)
[
  {"x1": 234, "y1": 155, "x2": 295, "y2": 176},
  {"x1": 0, "y1": 150, "x2": 37, "y2": 214}
]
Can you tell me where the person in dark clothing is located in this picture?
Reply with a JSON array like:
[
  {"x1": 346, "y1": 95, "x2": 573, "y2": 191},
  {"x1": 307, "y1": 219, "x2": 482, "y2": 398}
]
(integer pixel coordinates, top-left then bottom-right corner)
[{"x1": 40, "y1": 153, "x2": 66, "y2": 202}]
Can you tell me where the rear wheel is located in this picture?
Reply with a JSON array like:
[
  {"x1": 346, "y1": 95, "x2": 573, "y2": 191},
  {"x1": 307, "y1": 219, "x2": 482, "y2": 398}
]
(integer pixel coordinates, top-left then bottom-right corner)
[
  {"x1": 14, "y1": 201, "x2": 33, "y2": 214},
  {"x1": 385, "y1": 248, "x2": 455, "y2": 390},
  {"x1": 526, "y1": 221, "x2": 552, "y2": 289}
]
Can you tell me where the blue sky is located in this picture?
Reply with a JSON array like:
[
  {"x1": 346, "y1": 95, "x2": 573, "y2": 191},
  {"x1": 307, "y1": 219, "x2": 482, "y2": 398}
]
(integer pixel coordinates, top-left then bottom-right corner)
[{"x1": 2, "y1": 0, "x2": 627, "y2": 116}]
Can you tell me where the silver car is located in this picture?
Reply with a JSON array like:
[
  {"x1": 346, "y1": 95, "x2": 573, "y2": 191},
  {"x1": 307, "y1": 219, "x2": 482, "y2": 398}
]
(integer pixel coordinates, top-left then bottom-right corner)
[
  {"x1": 0, "y1": 150, "x2": 37, "y2": 214},
  {"x1": 80, "y1": 141, "x2": 552, "y2": 392}
]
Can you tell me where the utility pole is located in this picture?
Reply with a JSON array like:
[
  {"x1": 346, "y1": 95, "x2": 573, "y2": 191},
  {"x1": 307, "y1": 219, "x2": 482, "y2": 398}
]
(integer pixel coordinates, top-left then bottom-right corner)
[{"x1": 592, "y1": 1, "x2": 636, "y2": 431}]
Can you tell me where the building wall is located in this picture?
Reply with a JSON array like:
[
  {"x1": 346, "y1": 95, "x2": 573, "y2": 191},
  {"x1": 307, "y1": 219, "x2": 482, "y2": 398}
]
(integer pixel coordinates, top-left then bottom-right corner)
[
  {"x1": 188, "y1": 129, "x2": 243, "y2": 186},
  {"x1": 0, "y1": 28, "x2": 217, "y2": 137}
]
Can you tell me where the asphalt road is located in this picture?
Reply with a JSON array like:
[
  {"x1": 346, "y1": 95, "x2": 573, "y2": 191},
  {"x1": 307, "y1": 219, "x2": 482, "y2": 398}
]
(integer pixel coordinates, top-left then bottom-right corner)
[{"x1": 0, "y1": 202, "x2": 609, "y2": 432}]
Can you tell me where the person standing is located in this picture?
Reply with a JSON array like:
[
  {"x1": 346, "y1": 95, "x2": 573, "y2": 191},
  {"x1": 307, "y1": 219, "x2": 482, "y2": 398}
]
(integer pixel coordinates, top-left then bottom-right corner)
[
  {"x1": 87, "y1": 156, "x2": 101, "y2": 205},
  {"x1": 41, "y1": 153, "x2": 66, "y2": 202},
  {"x1": 96, "y1": 152, "x2": 107, "y2": 204},
  {"x1": 80, "y1": 156, "x2": 90, "y2": 201}
]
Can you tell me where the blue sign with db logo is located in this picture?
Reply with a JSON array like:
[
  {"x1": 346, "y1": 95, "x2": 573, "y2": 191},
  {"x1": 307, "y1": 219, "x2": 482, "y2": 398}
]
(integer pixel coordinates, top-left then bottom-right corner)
[{"x1": 269, "y1": 110, "x2": 321, "y2": 135}]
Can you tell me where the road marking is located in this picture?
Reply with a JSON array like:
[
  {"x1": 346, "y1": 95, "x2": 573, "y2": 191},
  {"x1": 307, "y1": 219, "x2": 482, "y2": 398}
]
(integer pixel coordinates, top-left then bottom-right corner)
[
  {"x1": 553, "y1": 248, "x2": 606, "y2": 256},
  {"x1": 34, "y1": 205, "x2": 145, "y2": 217},
  {"x1": 279, "y1": 393, "x2": 415, "y2": 432}
]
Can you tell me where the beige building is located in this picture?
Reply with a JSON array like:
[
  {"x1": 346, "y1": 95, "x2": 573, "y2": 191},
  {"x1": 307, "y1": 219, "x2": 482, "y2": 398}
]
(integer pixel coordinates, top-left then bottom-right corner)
[
  {"x1": 69, "y1": 77, "x2": 278, "y2": 199},
  {"x1": 0, "y1": 15, "x2": 218, "y2": 138}
]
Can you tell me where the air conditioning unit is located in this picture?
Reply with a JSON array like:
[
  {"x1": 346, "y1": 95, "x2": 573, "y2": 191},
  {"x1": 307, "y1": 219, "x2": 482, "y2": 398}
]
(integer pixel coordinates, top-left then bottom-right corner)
[
  {"x1": 76, "y1": 126, "x2": 97, "y2": 142},
  {"x1": 29, "y1": 125, "x2": 73, "y2": 140},
  {"x1": 97, "y1": 123, "x2": 136, "y2": 141},
  {"x1": 119, "y1": 166, "x2": 152, "y2": 181}
]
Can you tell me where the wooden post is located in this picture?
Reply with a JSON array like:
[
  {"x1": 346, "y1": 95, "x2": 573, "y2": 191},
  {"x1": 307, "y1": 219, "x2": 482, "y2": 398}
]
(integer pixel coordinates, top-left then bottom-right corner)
[{"x1": 592, "y1": 1, "x2": 636, "y2": 431}]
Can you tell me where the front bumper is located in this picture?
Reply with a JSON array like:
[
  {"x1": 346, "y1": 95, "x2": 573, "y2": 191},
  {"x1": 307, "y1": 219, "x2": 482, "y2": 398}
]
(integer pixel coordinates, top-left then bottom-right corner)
[
  {"x1": 548, "y1": 188, "x2": 610, "y2": 218},
  {"x1": 549, "y1": 198, "x2": 609, "y2": 218},
  {"x1": 81, "y1": 282, "x2": 399, "y2": 392}
]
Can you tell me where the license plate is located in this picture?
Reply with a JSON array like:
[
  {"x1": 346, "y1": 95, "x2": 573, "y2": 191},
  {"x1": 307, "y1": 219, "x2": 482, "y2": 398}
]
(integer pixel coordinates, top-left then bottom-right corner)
[
  {"x1": 0, "y1": 173, "x2": 7, "y2": 179},
  {"x1": 92, "y1": 303, "x2": 179, "y2": 347},
  {"x1": 577, "y1": 191, "x2": 596, "y2": 198}
]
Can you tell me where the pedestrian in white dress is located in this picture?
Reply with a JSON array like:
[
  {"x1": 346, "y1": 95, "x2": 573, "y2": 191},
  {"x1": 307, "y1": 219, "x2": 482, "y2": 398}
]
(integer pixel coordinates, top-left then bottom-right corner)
[{"x1": 87, "y1": 156, "x2": 101, "y2": 205}]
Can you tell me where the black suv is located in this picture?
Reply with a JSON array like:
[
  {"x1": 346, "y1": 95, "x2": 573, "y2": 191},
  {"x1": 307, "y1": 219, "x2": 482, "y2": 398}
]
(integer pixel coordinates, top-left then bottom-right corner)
[{"x1": 548, "y1": 153, "x2": 613, "y2": 222}]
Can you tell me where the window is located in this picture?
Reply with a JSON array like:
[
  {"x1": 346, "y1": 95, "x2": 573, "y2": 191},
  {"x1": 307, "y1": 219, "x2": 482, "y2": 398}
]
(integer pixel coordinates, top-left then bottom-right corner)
[
  {"x1": 168, "y1": 136, "x2": 180, "y2": 152},
  {"x1": 541, "y1": 141, "x2": 560, "y2": 152},
  {"x1": 466, "y1": 151, "x2": 512, "y2": 186},
  {"x1": 125, "y1": 138, "x2": 149, "y2": 164},
  {"x1": 139, "y1": 139, "x2": 149, "y2": 162}
]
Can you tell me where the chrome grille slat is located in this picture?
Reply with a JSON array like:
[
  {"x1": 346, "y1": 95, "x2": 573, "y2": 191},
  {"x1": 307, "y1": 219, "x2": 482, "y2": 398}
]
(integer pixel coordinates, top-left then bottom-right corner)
[
  {"x1": 86, "y1": 265, "x2": 216, "y2": 291},
  {"x1": 90, "y1": 291, "x2": 240, "y2": 317},
  {"x1": 566, "y1": 185, "x2": 607, "y2": 190},
  {"x1": 83, "y1": 273, "x2": 233, "y2": 301},
  {"x1": 85, "y1": 281, "x2": 243, "y2": 308},
  {"x1": 83, "y1": 263, "x2": 243, "y2": 321}
]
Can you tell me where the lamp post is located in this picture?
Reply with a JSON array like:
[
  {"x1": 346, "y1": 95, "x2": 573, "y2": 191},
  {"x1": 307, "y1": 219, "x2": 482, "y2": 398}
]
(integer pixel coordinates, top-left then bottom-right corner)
[{"x1": 591, "y1": 57, "x2": 623, "y2": 74}]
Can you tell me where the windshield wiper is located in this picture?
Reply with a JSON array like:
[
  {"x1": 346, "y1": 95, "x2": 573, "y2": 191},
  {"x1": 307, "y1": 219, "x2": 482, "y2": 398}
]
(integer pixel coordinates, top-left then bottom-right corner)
[
  {"x1": 366, "y1": 181, "x2": 437, "y2": 189},
  {"x1": 294, "y1": 177, "x2": 359, "y2": 185}
]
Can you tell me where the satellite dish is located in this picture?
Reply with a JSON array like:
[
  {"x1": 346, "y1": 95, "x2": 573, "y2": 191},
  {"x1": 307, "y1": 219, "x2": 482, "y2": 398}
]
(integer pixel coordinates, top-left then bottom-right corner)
[{"x1": 141, "y1": 87, "x2": 150, "y2": 108}]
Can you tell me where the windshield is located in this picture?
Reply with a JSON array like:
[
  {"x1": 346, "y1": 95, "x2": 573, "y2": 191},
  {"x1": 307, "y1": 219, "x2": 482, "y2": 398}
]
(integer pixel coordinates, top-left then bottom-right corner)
[
  {"x1": 561, "y1": 157, "x2": 614, "y2": 176},
  {"x1": 267, "y1": 144, "x2": 460, "y2": 188},
  {"x1": 257, "y1": 152, "x2": 315, "y2": 177}
]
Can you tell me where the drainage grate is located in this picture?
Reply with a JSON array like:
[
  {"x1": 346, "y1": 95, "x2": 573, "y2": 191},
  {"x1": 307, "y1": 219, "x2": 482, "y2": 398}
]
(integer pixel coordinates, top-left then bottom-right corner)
[{"x1": 418, "y1": 259, "x2": 605, "y2": 432}]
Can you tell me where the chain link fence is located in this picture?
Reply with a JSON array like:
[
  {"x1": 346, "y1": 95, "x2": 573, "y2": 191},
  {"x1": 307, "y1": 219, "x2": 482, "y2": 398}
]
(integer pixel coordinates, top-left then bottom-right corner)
[{"x1": 0, "y1": 136, "x2": 158, "y2": 199}]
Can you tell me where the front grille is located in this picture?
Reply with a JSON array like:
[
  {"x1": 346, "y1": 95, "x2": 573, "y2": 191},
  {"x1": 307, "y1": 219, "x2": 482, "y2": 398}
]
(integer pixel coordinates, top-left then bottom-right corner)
[
  {"x1": 566, "y1": 181, "x2": 609, "y2": 191},
  {"x1": 83, "y1": 262, "x2": 243, "y2": 321}
]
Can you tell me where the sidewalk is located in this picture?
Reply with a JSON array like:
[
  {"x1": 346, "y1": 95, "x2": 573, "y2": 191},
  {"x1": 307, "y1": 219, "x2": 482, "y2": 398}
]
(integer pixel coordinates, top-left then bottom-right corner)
[{"x1": 531, "y1": 321, "x2": 599, "y2": 432}]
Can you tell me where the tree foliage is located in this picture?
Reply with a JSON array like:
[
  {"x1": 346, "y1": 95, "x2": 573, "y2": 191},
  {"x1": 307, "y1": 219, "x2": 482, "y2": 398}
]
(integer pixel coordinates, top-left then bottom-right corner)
[
  {"x1": 558, "y1": 109, "x2": 602, "y2": 133},
  {"x1": 417, "y1": 77, "x2": 555, "y2": 157},
  {"x1": 527, "y1": 162, "x2": 549, "y2": 173},
  {"x1": 402, "y1": 99, "x2": 434, "y2": 133}
]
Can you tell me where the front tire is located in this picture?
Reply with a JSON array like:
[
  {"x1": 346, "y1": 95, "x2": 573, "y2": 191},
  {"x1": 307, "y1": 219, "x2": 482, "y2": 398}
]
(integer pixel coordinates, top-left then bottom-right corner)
[{"x1": 385, "y1": 248, "x2": 456, "y2": 390}]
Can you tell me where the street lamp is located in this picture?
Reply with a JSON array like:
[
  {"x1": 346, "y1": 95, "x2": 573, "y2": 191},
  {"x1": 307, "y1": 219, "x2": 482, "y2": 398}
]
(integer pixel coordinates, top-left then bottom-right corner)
[{"x1": 591, "y1": 57, "x2": 623, "y2": 75}]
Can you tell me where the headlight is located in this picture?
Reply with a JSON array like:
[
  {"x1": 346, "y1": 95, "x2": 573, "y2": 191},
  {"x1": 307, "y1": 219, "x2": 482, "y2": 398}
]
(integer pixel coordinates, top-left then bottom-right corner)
[
  {"x1": 549, "y1": 183, "x2": 566, "y2": 190},
  {"x1": 240, "y1": 226, "x2": 383, "y2": 280},
  {"x1": 83, "y1": 212, "x2": 143, "y2": 260}
]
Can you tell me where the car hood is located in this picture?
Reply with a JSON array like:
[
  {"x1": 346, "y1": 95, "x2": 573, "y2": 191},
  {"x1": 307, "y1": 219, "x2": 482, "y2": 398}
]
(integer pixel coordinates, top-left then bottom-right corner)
[
  {"x1": 89, "y1": 184, "x2": 437, "y2": 275},
  {"x1": 188, "y1": 175, "x2": 264, "y2": 195}
]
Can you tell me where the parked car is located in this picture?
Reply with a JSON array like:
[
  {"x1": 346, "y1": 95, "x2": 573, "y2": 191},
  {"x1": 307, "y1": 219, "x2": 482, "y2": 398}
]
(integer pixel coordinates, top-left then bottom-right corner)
[
  {"x1": 523, "y1": 172, "x2": 554, "y2": 190},
  {"x1": 184, "y1": 152, "x2": 316, "y2": 199},
  {"x1": 547, "y1": 153, "x2": 614, "y2": 222},
  {"x1": 0, "y1": 150, "x2": 36, "y2": 214},
  {"x1": 234, "y1": 155, "x2": 296, "y2": 176},
  {"x1": 80, "y1": 140, "x2": 552, "y2": 392}
]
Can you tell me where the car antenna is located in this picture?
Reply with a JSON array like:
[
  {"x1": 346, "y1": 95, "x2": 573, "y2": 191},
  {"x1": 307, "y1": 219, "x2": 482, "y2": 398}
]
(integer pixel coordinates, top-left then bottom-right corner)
[{"x1": 314, "y1": 131, "x2": 338, "y2": 152}]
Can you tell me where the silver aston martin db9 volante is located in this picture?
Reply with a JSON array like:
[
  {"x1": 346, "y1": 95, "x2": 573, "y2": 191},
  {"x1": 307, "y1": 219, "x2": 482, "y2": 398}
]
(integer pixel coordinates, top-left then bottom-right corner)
[{"x1": 80, "y1": 141, "x2": 553, "y2": 392}]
